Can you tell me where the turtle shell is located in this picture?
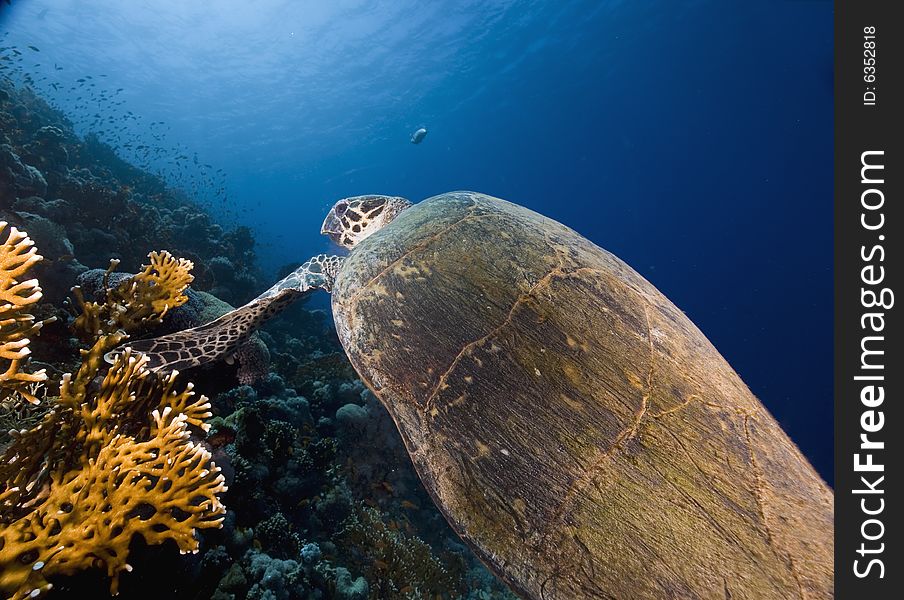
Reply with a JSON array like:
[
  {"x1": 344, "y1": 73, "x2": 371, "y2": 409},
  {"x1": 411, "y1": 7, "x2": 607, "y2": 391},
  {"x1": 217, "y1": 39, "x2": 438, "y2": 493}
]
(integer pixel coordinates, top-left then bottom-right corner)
[{"x1": 331, "y1": 192, "x2": 832, "y2": 600}]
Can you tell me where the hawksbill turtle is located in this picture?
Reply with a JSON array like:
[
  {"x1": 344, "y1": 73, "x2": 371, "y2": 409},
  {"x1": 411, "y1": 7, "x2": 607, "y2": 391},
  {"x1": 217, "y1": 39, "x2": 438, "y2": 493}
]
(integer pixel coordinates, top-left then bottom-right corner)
[{"x1": 125, "y1": 191, "x2": 833, "y2": 600}]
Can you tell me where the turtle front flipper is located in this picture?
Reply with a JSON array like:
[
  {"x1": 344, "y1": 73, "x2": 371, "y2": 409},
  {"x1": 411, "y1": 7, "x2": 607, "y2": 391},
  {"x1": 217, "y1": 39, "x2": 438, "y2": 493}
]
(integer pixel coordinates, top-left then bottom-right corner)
[{"x1": 114, "y1": 254, "x2": 344, "y2": 373}]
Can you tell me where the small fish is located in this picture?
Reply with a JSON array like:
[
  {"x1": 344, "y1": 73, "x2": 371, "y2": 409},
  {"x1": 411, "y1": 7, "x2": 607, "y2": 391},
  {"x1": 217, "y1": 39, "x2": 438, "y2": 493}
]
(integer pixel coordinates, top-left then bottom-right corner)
[
  {"x1": 27, "y1": 45, "x2": 39, "y2": 52},
  {"x1": 410, "y1": 126, "x2": 427, "y2": 144},
  {"x1": 400, "y1": 500, "x2": 419, "y2": 510}
]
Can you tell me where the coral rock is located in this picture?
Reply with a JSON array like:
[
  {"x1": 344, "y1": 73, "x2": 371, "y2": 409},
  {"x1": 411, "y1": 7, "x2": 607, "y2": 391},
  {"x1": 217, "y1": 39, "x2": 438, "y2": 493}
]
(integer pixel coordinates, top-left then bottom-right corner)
[{"x1": 0, "y1": 145, "x2": 47, "y2": 206}]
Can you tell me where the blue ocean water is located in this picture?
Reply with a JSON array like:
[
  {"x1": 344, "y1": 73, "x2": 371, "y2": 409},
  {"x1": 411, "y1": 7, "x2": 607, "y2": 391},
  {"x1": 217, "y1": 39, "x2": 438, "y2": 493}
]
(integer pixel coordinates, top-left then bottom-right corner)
[{"x1": 1, "y1": 0, "x2": 833, "y2": 493}]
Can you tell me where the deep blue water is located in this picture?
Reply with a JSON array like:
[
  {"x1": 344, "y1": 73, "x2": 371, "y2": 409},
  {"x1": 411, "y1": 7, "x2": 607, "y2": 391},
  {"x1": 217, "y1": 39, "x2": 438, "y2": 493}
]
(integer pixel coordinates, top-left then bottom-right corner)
[{"x1": 2, "y1": 0, "x2": 833, "y2": 482}]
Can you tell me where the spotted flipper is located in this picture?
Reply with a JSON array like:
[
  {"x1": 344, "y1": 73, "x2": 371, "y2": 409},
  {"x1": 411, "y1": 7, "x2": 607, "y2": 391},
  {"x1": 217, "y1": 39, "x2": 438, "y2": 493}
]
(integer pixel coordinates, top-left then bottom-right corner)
[{"x1": 116, "y1": 254, "x2": 344, "y2": 373}]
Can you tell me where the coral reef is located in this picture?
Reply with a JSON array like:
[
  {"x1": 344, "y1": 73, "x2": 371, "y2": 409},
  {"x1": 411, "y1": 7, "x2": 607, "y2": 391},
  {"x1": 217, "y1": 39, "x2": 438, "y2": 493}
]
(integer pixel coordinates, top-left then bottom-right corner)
[
  {"x1": 337, "y1": 506, "x2": 466, "y2": 599},
  {"x1": 1, "y1": 81, "x2": 263, "y2": 307},
  {"x1": 198, "y1": 373, "x2": 515, "y2": 600}
]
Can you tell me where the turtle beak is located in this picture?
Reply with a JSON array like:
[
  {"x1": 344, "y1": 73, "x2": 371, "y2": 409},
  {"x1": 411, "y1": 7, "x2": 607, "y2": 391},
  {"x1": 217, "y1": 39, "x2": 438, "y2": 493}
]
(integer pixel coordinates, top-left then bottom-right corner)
[{"x1": 320, "y1": 209, "x2": 344, "y2": 245}]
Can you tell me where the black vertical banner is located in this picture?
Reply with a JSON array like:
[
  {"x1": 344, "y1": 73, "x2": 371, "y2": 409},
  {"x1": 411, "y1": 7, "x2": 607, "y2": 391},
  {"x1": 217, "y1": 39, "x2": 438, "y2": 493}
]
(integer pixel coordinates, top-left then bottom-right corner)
[{"x1": 835, "y1": 0, "x2": 902, "y2": 598}]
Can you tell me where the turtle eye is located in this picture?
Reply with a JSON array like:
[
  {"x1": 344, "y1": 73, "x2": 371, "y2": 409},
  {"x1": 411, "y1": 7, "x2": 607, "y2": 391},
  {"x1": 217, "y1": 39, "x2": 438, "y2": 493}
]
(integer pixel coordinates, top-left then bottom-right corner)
[{"x1": 334, "y1": 201, "x2": 348, "y2": 217}]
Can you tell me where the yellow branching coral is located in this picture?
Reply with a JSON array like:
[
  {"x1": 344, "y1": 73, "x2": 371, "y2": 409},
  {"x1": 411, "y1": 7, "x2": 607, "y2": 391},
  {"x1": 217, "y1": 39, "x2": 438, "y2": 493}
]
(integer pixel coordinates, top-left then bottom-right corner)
[
  {"x1": 0, "y1": 336, "x2": 226, "y2": 599},
  {"x1": 0, "y1": 222, "x2": 52, "y2": 405},
  {"x1": 134, "y1": 251, "x2": 195, "y2": 316},
  {"x1": 72, "y1": 250, "x2": 194, "y2": 341}
]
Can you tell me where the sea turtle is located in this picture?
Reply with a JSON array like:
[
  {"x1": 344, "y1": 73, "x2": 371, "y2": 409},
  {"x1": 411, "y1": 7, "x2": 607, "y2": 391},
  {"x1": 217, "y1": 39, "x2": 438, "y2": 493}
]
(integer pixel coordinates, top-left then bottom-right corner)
[{"x1": 125, "y1": 192, "x2": 834, "y2": 600}]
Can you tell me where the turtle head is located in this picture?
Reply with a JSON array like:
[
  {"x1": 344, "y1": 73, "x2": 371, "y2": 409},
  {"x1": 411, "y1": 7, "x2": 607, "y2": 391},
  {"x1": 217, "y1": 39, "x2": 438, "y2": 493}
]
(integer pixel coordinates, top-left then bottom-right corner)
[{"x1": 321, "y1": 195, "x2": 412, "y2": 249}]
